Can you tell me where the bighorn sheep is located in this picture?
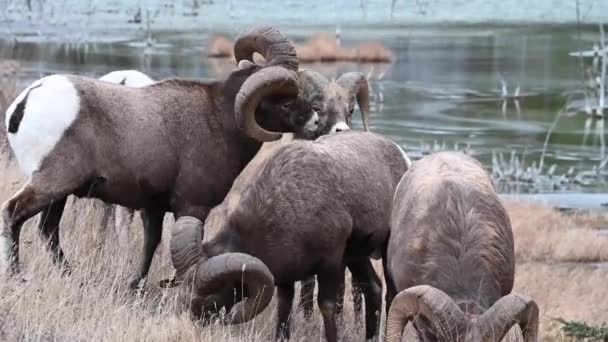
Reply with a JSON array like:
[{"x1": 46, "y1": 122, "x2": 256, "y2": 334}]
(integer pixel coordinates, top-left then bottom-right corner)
[
  {"x1": 97, "y1": 70, "x2": 156, "y2": 237},
  {"x1": 385, "y1": 152, "x2": 539, "y2": 342},
  {"x1": 221, "y1": 59, "x2": 372, "y2": 138},
  {"x1": 170, "y1": 131, "x2": 411, "y2": 342},
  {"x1": 0, "y1": 26, "x2": 319, "y2": 290},
  {"x1": 192, "y1": 67, "x2": 372, "y2": 320}
]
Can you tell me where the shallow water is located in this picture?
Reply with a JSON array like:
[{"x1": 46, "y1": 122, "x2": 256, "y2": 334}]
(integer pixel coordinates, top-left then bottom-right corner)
[{"x1": 0, "y1": 24, "x2": 607, "y2": 197}]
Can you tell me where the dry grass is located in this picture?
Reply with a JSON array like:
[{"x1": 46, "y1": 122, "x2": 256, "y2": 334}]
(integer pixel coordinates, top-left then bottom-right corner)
[
  {"x1": 1, "y1": 144, "x2": 607, "y2": 340},
  {"x1": 0, "y1": 59, "x2": 20, "y2": 160},
  {"x1": 505, "y1": 201, "x2": 608, "y2": 263}
]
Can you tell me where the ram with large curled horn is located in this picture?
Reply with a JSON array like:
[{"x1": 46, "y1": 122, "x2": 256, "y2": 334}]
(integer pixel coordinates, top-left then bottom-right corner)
[
  {"x1": 385, "y1": 152, "x2": 539, "y2": 342},
  {"x1": 0, "y1": 26, "x2": 321, "y2": 290},
  {"x1": 236, "y1": 55, "x2": 371, "y2": 140},
  {"x1": 170, "y1": 131, "x2": 411, "y2": 342}
]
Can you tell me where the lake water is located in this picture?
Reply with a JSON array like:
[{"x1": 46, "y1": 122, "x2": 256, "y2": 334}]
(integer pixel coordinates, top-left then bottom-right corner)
[{"x1": 0, "y1": 23, "x2": 607, "y2": 199}]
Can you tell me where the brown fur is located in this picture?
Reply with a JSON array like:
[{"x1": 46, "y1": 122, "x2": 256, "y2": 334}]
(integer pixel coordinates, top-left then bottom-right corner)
[
  {"x1": 188, "y1": 131, "x2": 409, "y2": 341},
  {"x1": 387, "y1": 152, "x2": 515, "y2": 341}
]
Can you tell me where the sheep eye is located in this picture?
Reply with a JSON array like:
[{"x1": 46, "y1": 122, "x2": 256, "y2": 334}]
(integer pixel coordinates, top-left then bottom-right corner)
[
  {"x1": 312, "y1": 105, "x2": 321, "y2": 112},
  {"x1": 348, "y1": 108, "x2": 354, "y2": 115},
  {"x1": 282, "y1": 102, "x2": 292, "y2": 110}
]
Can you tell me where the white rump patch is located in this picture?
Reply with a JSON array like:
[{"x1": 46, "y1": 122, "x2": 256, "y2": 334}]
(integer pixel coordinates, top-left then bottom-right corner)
[
  {"x1": 6, "y1": 75, "x2": 80, "y2": 177},
  {"x1": 99, "y1": 70, "x2": 154, "y2": 87},
  {"x1": 330, "y1": 121, "x2": 350, "y2": 133},
  {"x1": 305, "y1": 111, "x2": 320, "y2": 131}
]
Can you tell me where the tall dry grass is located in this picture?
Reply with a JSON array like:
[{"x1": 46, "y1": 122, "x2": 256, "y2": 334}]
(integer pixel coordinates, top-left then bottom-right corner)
[
  {"x1": 0, "y1": 59, "x2": 20, "y2": 160},
  {"x1": 2, "y1": 147, "x2": 606, "y2": 341},
  {"x1": 0, "y1": 85, "x2": 607, "y2": 340}
]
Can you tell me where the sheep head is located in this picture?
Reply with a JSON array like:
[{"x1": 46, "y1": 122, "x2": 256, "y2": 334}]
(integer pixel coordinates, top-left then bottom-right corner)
[
  {"x1": 298, "y1": 70, "x2": 370, "y2": 137},
  {"x1": 171, "y1": 217, "x2": 275, "y2": 324},
  {"x1": 232, "y1": 26, "x2": 321, "y2": 142},
  {"x1": 386, "y1": 285, "x2": 539, "y2": 342}
]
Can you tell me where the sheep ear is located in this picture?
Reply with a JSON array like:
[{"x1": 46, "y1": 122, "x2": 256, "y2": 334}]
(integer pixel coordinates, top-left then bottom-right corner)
[{"x1": 238, "y1": 60, "x2": 257, "y2": 70}]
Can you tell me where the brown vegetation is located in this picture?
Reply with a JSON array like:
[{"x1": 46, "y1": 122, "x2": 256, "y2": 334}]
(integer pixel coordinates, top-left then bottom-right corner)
[
  {"x1": 207, "y1": 32, "x2": 393, "y2": 63},
  {"x1": 0, "y1": 59, "x2": 20, "y2": 157},
  {"x1": 207, "y1": 34, "x2": 234, "y2": 58},
  {"x1": 0, "y1": 145, "x2": 606, "y2": 340},
  {"x1": 296, "y1": 33, "x2": 393, "y2": 63}
]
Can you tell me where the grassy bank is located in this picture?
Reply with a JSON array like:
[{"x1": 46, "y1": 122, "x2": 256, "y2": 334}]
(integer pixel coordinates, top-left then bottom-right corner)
[{"x1": 1, "y1": 153, "x2": 607, "y2": 341}]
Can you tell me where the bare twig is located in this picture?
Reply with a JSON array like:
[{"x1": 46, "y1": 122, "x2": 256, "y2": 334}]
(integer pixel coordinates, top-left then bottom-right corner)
[
  {"x1": 599, "y1": 23, "x2": 606, "y2": 112},
  {"x1": 540, "y1": 95, "x2": 572, "y2": 171}
]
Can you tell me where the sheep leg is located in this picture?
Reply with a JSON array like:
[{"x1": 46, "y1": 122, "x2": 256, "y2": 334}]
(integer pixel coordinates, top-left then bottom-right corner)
[
  {"x1": 114, "y1": 206, "x2": 135, "y2": 249},
  {"x1": 334, "y1": 263, "x2": 346, "y2": 316},
  {"x1": 37, "y1": 197, "x2": 69, "y2": 272},
  {"x1": 348, "y1": 258, "x2": 382, "y2": 340},
  {"x1": 1, "y1": 182, "x2": 71, "y2": 275},
  {"x1": 115, "y1": 206, "x2": 135, "y2": 230},
  {"x1": 299, "y1": 276, "x2": 316, "y2": 319},
  {"x1": 351, "y1": 279, "x2": 364, "y2": 318},
  {"x1": 276, "y1": 282, "x2": 295, "y2": 341},
  {"x1": 382, "y1": 241, "x2": 396, "y2": 316},
  {"x1": 316, "y1": 265, "x2": 342, "y2": 342},
  {"x1": 99, "y1": 202, "x2": 115, "y2": 231},
  {"x1": 128, "y1": 208, "x2": 164, "y2": 290}
]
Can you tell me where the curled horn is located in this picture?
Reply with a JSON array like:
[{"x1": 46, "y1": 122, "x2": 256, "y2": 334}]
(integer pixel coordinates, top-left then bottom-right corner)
[
  {"x1": 170, "y1": 216, "x2": 204, "y2": 279},
  {"x1": 233, "y1": 26, "x2": 300, "y2": 142},
  {"x1": 478, "y1": 293, "x2": 539, "y2": 342},
  {"x1": 191, "y1": 253, "x2": 274, "y2": 324},
  {"x1": 386, "y1": 285, "x2": 465, "y2": 342},
  {"x1": 233, "y1": 26, "x2": 298, "y2": 71},
  {"x1": 336, "y1": 72, "x2": 370, "y2": 132},
  {"x1": 234, "y1": 66, "x2": 299, "y2": 142}
]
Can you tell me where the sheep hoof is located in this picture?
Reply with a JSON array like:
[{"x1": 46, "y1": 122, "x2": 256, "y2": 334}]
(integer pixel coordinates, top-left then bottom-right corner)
[{"x1": 128, "y1": 277, "x2": 146, "y2": 291}]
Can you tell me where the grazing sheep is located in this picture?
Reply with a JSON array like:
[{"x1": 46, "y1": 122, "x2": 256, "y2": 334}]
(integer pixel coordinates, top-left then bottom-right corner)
[
  {"x1": 196, "y1": 68, "x2": 371, "y2": 319},
  {"x1": 169, "y1": 131, "x2": 411, "y2": 342},
  {"x1": 0, "y1": 26, "x2": 320, "y2": 290},
  {"x1": 385, "y1": 152, "x2": 539, "y2": 342}
]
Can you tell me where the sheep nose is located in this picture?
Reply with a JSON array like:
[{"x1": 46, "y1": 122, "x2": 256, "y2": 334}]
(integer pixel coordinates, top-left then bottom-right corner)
[
  {"x1": 305, "y1": 111, "x2": 320, "y2": 130},
  {"x1": 331, "y1": 122, "x2": 350, "y2": 133}
]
